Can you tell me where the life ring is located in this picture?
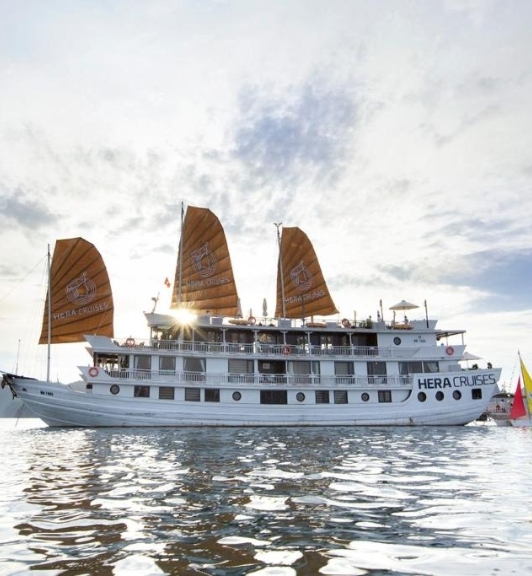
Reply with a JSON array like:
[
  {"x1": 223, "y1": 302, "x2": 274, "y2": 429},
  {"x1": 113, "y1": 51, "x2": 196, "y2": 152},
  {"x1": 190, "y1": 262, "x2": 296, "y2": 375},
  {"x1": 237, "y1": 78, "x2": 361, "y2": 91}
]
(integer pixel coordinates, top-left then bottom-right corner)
[
  {"x1": 446, "y1": 346, "x2": 454, "y2": 356},
  {"x1": 88, "y1": 366, "x2": 99, "y2": 377},
  {"x1": 342, "y1": 318, "x2": 351, "y2": 328},
  {"x1": 248, "y1": 316, "x2": 256, "y2": 325},
  {"x1": 281, "y1": 345, "x2": 292, "y2": 355},
  {"x1": 126, "y1": 337, "x2": 135, "y2": 347}
]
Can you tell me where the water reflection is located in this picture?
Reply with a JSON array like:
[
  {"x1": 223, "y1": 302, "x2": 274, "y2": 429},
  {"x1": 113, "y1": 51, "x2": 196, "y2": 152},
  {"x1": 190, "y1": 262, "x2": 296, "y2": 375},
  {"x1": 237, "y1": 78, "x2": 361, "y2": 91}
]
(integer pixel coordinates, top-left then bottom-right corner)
[{"x1": 0, "y1": 423, "x2": 531, "y2": 574}]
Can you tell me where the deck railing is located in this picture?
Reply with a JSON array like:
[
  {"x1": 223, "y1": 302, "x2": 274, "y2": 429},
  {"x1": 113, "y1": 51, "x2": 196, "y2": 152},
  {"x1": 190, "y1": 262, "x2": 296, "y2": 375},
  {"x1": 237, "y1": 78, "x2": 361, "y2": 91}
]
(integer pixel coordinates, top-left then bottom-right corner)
[
  {"x1": 117, "y1": 338, "x2": 421, "y2": 359},
  {"x1": 103, "y1": 368, "x2": 413, "y2": 388}
]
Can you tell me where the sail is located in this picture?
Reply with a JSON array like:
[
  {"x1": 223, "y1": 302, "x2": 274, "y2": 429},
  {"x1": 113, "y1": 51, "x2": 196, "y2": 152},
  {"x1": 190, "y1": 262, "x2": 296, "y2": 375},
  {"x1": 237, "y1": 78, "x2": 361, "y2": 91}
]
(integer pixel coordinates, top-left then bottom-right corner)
[
  {"x1": 275, "y1": 226, "x2": 338, "y2": 318},
  {"x1": 171, "y1": 206, "x2": 239, "y2": 316},
  {"x1": 39, "y1": 238, "x2": 114, "y2": 344},
  {"x1": 510, "y1": 377, "x2": 527, "y2": 420},
  {"x1": 520, "y1": 357, "x2": 532, "y2": 415}
]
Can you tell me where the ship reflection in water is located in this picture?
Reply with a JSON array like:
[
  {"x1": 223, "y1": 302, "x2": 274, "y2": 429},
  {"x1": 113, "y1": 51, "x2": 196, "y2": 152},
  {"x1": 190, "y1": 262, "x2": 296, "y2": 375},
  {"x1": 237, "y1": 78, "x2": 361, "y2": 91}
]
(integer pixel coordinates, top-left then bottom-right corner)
[{"x1": 1, "y1": 422, "x2": 531, "y2": 575}]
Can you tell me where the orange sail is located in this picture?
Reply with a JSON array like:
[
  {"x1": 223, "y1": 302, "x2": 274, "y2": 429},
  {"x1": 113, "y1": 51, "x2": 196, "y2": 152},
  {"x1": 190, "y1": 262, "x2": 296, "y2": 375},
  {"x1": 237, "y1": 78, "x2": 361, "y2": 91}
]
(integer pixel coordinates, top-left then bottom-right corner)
[
  {"x1": 171, "y1": 206, "x2": 239, "y2": 316},
  {"x1": 39, "y1": 238, "x2": 114, "y2": 344},
  {"x1": 275, "y1": 226, "x2": 338, "y2": 318}
]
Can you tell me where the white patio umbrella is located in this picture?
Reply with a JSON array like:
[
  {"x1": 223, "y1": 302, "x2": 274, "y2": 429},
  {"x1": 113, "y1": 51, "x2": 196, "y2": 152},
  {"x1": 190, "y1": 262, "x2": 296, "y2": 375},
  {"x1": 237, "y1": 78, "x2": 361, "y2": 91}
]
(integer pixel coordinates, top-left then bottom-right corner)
[{"x1": 389, "y1": 300, "x2": 419, "y2": 311}]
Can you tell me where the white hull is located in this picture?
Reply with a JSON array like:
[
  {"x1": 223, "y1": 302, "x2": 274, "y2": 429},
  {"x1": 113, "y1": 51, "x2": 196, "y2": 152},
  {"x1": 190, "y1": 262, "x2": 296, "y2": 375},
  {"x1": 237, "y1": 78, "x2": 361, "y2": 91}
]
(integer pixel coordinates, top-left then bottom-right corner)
[
  {"x1": 0, "y1": 384, "x2": 32, "y2": 418},
  {"x1": 490, "y1": 414, "x2": 512, "y2": 427},
  {"x1": 6, "y1": 369, "x2": 499, "y2": 428},
  {"x1": 510, "y1": 418, "x2": 532, "y2": 427}
]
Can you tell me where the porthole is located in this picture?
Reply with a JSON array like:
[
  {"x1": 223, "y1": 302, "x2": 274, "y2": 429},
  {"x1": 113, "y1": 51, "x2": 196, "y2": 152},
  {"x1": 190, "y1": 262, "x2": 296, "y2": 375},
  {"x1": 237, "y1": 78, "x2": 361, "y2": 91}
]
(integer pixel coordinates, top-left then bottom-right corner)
[
  {"x1": 418, "y1": 392, "x2": 427, "y2": 402},
  {"x1": 296, "y1": 392, "x2": 305, "y2": 402},
  {"x1": 435, "y1": 391, "x2": 444, "y2": 401},
  {"x1": 110, "y1": 384, "x2": 120, "y2": 395},
  {"x1": 453, "y1": 390, "x2": 462, "y2": 400},
  {"x1": 393, "y1": 337, "x2": 402, "y2": 346},
  {"x1": 232, "y1": 391, "x2": 242, "y2": 401},
  {"x1": 361, "y1": 392, "x2": 370, "y2": 402}
]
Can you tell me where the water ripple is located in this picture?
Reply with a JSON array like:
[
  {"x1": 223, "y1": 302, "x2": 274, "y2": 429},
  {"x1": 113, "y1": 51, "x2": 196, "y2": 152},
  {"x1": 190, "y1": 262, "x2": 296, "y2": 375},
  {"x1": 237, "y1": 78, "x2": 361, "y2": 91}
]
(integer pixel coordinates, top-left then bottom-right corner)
[{"x1": 0, "y1": 422, "x2": 531, "y2": 574}]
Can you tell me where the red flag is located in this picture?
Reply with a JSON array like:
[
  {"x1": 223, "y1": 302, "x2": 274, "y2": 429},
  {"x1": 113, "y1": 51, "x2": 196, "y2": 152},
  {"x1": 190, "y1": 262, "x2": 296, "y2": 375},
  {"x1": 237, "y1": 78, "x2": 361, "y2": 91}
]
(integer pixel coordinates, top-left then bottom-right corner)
[{"x1": 164, "y1": 277, "x2": 171, "y2": 288}]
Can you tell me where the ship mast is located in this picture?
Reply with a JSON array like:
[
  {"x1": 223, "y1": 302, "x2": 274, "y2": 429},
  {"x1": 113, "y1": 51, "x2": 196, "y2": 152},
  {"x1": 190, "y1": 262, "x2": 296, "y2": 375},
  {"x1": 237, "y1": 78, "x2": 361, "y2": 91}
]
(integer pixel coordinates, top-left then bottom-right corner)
[
  {"x1": 178, "y1": 202, "x2": 185, "y2": 306},
  {"x1": 274, "y1": 223, "x2": 286, "y2": 318},
  {"x1": 46, "y1": 244, "x2": 51, "y2": 382}
]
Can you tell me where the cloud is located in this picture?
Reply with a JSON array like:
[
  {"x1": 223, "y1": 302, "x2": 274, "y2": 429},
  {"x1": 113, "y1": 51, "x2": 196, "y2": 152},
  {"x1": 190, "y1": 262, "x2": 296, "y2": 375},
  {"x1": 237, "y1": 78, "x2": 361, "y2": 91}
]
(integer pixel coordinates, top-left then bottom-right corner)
[
  {"x1": 0, "y1": 188, "x2": 56, "y2": 229},
  {"x1": 232, "y1": 80, "x2": 356, "y2": 189}
]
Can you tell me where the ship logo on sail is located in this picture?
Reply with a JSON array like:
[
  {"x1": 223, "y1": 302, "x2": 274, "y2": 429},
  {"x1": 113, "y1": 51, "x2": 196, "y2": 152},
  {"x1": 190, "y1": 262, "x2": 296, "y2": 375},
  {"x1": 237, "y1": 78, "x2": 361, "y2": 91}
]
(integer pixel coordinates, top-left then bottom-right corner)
[
  {"x1": 290, "y1": 260, "x2": 313, "y2": 291},
  {"x1": 66, "y1": 272, "x2": 97, "y2": 305},
  {"x1": 191, "y1": 242, "x2": 217, "y2": 278}
]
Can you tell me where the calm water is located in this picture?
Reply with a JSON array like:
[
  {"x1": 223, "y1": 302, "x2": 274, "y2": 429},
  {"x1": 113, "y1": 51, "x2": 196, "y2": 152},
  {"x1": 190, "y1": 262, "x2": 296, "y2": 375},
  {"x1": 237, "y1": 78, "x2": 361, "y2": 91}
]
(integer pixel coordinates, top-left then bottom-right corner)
[{"x1": 0, "y1": 421, "x2": 531, "y2": 576}]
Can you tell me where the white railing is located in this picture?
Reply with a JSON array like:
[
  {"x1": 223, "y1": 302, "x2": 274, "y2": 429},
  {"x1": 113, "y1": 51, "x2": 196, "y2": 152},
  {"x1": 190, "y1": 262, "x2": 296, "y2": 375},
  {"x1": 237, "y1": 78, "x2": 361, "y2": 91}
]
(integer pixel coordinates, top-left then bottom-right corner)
[
  {"x1": 103, "y1": 368, "x2": 413, "y2": 388},
  {"x1": 116, "y1": 337, "x2": 423, "y2": 360}
]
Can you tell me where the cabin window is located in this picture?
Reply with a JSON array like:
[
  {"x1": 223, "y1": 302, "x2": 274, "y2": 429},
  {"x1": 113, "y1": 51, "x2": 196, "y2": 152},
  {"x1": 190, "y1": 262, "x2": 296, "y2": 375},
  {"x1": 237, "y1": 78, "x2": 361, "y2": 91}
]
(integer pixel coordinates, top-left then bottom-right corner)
[
  {"x1": 258, "y1": 360, "x2": 285, "y2": 378},
  {"x1": 232, "y1": 391, "x2": 242, "y2": 401},
  {"x1": 318, "y1": 334, "x2": 333, "y2": 350},
  {"x1": 367, "y1": 361, "x2": 387, "y2": 383},
  {"x1": 159, "y1": 356, "x2": 176, "y2": 374},
  {"x1": 361, "y1": 392, "x2": 370, "y2": 402},
  {"x1": 399, "y1": 361, "x2": 422, "y2": 375},
  {"x1": 335, "y1": 362, "x2": 354, "y2": 384},
  {"x1": 227, "y1": 331, "x2": 252, "y2": 346},
  {"x1": 260, "y1": 390, "x2": 288, "y2": 404},
  {"x1": 315, "y1": 390, "x2": 330, "y2": 404},
  {"x1": 229, "y1": 359, "x2": 254, "y2": 383},
  {"x1": 285, "y1": 332, "x2": 308, "y2": 348},
  {"x1": 159, "y1": 387, "x2": 175, "y2": 400},
  {"x1": 296, "y1": 392, "x2": 305, "y2": 402},
  {"x1": 453, "y1": 390, "x2": 462, "y2": 400},
  {"x1": 291, "y1": 360, "x2": 320, "y2": 374},
  {"x1": 378, "y1": 390, "x2": 392, "y2": 403},
  {"x1": 134, "y1": 385, "x2": 150, "y2": 398},
  {"x1": 423, "y1": 361, "x2": 439, "y2": 373},
  {"x1": 185, "y1": 388, "x2": 200, "y2": 402},
  {"x1": 472, "y1": 388, "x2": 483, "y2": 400},
  {"x1": 206, "y1": 329, "x2": 222, "y2": 343},
  {"x1": 110, "y1": 384, "x2": 119, "y2": 395},
  {"x1": 258, "y1": 331, "x2": 282, "y2": 345},
  {"x1": 291, "y1": 360, "x2": 319, "y2": 384},
  {"x1": 183, "y1": 357, "x2": 206, "y2": 382},
  {"x1": 134, "y1": 355, "x2": 151, "y2": 379},
  {"x1": 334, "y1": 390, "x2": 348, "y2": 404},
  {"x1": 229, "y1": 359, "x2": 253, "y2": 373},
  {"x1": 418, "y1": 392, "x2": 427, "y2": 402},
  {"x1": 435, "y1": 391, "x2": 444, "y2": 401},
  {"x1": 205, "y1": 389, "x2": 220, "y2": 402},
  {"x1": 335, "y1": 362, "x2": 353, "y2": 375}
]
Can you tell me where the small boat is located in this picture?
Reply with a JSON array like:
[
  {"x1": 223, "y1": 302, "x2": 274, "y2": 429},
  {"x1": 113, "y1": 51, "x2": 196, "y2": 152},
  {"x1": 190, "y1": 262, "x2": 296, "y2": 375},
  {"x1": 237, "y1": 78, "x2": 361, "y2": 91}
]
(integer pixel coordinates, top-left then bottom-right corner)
[
  {"x1": 481, "y1": 390, "x2": 514, "y2": 426},
  {"x1": 509, "y1": 354, "x2": 532, "y2": 427},
  {"x1": 1, "y1": 206, "x2": 501, "y2": 427}
]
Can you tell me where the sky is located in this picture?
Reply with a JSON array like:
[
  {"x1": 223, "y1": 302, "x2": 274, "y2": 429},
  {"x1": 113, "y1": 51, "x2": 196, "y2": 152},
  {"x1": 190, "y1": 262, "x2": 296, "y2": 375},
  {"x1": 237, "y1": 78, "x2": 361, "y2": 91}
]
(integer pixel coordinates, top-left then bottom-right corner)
[{"x1": 1, "y1": 0, "x2": 532, "y2": 388}]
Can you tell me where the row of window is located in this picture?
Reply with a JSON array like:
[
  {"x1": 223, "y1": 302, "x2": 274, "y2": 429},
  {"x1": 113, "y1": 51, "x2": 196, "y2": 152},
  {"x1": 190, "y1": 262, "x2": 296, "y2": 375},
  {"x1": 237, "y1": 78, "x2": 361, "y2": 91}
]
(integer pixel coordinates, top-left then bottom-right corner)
[
  {"x1": 127, "y1": 358, "x2": 441, "y2": 377},
  {"x1": 107, "y1": 385, "x2": 474, "y2": 404}
]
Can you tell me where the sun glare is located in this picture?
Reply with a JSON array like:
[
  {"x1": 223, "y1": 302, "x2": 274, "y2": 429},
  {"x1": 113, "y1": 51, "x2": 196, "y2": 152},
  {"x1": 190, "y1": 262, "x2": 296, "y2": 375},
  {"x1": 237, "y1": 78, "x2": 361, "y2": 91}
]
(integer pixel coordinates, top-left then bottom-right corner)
[{"x1": 172, "y1": 308, "x2": 197, "y2": 325}]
